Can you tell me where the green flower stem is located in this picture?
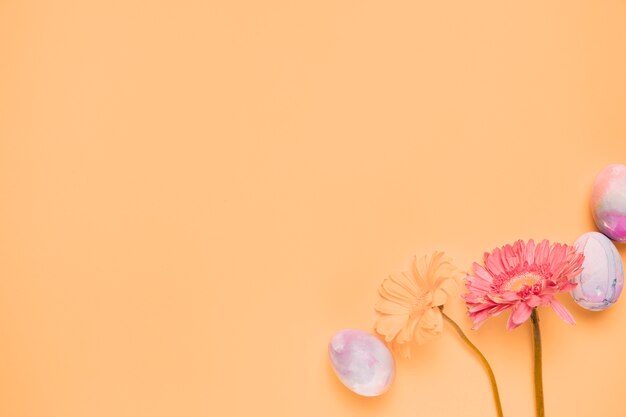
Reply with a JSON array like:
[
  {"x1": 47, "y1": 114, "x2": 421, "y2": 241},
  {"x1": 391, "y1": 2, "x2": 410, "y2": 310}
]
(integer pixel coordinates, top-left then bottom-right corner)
[
  {"x1": 440, "y1": 310, "x2": 504, "y2": 417},
  {"x1": 531, "y1": 309, "x2": 544, "y2": 417}
]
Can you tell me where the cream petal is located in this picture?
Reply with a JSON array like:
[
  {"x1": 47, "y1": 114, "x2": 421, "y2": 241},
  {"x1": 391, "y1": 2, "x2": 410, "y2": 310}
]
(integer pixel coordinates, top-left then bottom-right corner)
[
  {"x1": 431, "y1": 283, "x2": 456, "y2": 306},
  {"x1": 374, "y1": 315, "x2": 407, "y2": 341},
  {"x1": 412, "y1": 255, "x2": 429, "y2": 288},
  {"x1": 375, "y1": 298, "x2": 410, "y2": 315},
  {"x1": 419, "y1": 307, "x2": 443, "y2": 331},
  {"x1": 425, "y1": 252, "x2": 445, "y2": 285},
  {"x1": 414, "y1": 326, "x2": 429, "y2": 345},
  {"x1": 394, "y1": 340, "x2": 412, "y2": 358},
  {"x1": 380, "y1": 274, "x2": 417, "y2": 302},
  {"x1": 397, "y1": 315, "x2": 420, "y2": 344},
  {"x1": 431, "y1": 288, "x2": 447, "y2": 306}
]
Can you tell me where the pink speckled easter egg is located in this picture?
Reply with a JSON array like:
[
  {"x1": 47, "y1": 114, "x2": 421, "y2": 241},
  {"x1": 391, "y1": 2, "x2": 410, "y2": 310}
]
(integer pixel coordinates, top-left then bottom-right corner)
[
  {"x1": 328, "y1": 329, "x2": 394, "y2": 396},
  {"x1": 591, "y1": 164, "x2": 626, "y2": 243}
]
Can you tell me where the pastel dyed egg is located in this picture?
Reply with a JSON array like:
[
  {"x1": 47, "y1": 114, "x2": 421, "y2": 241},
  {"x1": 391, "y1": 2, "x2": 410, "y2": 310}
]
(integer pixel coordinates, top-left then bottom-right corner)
[
  {"x1": 328, "y1": 329, "x2": 394, "y2": 396},
  {"x1": 591, "y1": 164, "x2": 626, "y2": 242},
  {"x1": 571, "y1": 232, "x2": 624, "y2": 310}
]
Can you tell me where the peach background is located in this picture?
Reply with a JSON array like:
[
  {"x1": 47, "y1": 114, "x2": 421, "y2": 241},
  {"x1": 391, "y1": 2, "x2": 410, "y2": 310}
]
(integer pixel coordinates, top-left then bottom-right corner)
[{"x1": 1, "y1": 1, "x2": 626, "y2": 416}]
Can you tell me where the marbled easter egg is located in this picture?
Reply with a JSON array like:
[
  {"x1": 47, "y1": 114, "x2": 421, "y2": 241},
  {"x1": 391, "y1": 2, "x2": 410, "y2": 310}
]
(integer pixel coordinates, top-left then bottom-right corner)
[
  {"x1": 328, "y1": 329, "x2": 394, "y2": 396},
  {"x1": 571, "y1": 232, "x2": 624, "y2": 310},
  {"x1": 591, "y1": 164, "x2": 626, "y2": 242}
]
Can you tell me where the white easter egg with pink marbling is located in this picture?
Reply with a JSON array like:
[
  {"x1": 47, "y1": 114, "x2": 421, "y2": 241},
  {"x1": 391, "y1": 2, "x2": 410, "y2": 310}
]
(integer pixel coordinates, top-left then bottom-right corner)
[
  {"x1": 591, "y1": 164, "x2": 626, "y2": 242},
  {"x1": 571, "y1": 232, "x2": 624, "y2": 310},
  {"x1": 328, "y1": 329, "x2": 394, "y2": 396}
]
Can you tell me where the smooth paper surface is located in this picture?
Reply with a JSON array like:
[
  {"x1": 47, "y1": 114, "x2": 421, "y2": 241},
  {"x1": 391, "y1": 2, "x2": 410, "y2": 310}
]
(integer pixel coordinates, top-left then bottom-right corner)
[{"x1": 1, "y1": 1, "x2": 625, "y2": 416}]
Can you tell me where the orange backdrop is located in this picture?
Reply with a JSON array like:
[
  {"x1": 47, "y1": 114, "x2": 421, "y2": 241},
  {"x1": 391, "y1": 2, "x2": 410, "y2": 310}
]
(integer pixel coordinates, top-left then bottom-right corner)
[{"x1": 1, "y1": 1, "x2": 625, "y2": 416}]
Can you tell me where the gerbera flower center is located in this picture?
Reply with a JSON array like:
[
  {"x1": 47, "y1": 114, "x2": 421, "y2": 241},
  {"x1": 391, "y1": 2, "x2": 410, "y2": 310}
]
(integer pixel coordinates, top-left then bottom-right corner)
[
  {"x1": 504, "y1": 272, "x2": 542, "y2": 292},
  {"x1": 409, "y1": 292, "x2": 430, "y2": 315}
]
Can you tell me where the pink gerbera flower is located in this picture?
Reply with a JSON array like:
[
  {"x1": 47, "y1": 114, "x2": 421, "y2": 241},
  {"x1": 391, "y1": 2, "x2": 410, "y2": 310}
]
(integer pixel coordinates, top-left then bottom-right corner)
[{"x1": 464, "y1": 239, "x2": 584, "y2": 330}]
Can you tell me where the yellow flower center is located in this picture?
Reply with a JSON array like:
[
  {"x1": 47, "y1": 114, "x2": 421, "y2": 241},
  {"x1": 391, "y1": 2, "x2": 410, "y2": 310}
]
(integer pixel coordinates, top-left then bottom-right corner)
[{"x1": 505, "y1": 273, "x2": 541, "y2": 292}]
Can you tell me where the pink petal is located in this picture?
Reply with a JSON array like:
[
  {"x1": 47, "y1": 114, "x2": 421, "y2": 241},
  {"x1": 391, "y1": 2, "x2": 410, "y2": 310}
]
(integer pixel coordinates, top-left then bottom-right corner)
[
  {"x1": 470, "y1": 311, "x2": 491, "y2": 330},
  {"x1": 503, "y1": 243, "x2": 521, "y2": 270},
  {"x1": 473, "y1": 263, "x2": 494, "y2": 283},
  {"x1": 501, "y1": 245, "x2": 513, "y2": 270},
  {"x1": 535, "y1": 240, "x2": 550, "y2": 265},
  {"x1": 525, "y1": 239, "x2": 535, "y2": 265},
  {"x1": 471, "y1": 303, "x2": 512, "y2": 330},
  {"x1": 549, "y1": 299, "x2": 576, "y2": 325},
  {"x1": 507, "y1": 302, "x2": 532, "y2": 330},
  {"x1": 463, "y1": 293, "x2": 484, "y2": 304},
  {"x1": 548, "y1": 243, "x2": 566, "y2": 267},
  {"x1": 527, "y1": 295, "x2": 543, "y2": 307},
  {"x1": 486, "y1": 248, "x2": 505, "y2": 276},
  {"x1": 466, "y1": 276, "x2": 492, "y2": 293},
  {"x1": 487, "y1": 291, "x2": 519, "y2": 302}
]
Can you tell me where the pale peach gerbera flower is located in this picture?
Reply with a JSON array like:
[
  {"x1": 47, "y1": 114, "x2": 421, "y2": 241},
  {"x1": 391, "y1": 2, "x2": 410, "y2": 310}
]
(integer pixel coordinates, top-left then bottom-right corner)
[
  {"x1": 374, "y1": 252, "x2": 463, "y2": 358},
  {"x1": 464, "y1": 239, "x2": 585, "y2": 331}
]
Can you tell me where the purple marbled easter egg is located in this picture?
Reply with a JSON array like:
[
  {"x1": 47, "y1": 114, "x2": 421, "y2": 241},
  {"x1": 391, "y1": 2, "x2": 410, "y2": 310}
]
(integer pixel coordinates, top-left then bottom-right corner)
[
  {"x1": 328, "y1": 329, "x2": 394, "y2": 396},
  {"x1": 591, "y1": 164, "x2": 626, "y2": 242},
  {"x1": 571, "y1": 232, "x2": 624, "y2": 310}
]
